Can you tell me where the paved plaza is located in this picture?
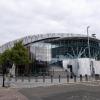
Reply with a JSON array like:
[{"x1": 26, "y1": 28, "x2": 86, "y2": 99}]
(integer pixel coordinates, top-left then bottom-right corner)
[
  {"x1": 0, "y1": 83, "x2": 100, "y2": 100},
  {"x1": 19, "y1": 84, "x2": 100, "y2": 100},
  {"x1": 0, "y1": 76, "x2": 100, "y2": 100},
  {"x1": 0, "y1": 88, "x2": 28, "y2": 100}
]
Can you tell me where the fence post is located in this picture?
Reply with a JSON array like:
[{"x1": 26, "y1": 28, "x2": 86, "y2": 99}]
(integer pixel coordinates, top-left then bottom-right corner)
[
  {"x1": 80, "y1": 74, "x2": 82, "y2": 82},
  {"x1": 85, "y1": 74, "x2": 88, "y2": 81},
  {"x1": 59, "y1": 75, "x2": 61, "y2": 83},
  {"x1": 67, "y1": 75, "x2": 69, "y2": 83},
  {"x1": 43, "y1": 74, "x2": 45, "y2": 83},
  {"x1": 74, "y1": 75, "x2": 76, "y2": 82},
  {"x1": 51, "y1": 75, "x2": 53, "y2": 83}
]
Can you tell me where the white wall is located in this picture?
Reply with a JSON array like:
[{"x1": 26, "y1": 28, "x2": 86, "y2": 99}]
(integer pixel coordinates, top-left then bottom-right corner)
[
  {"x1": 94, "y1": 61, "x2": 100, "y2": 74},
  {"x1": 78, "y1": 58, "x2": 91, "y2": 76},
  {"x1": 63, "y1": 59, "x2": 78, "y2": 76},
  {"x1": 62, "y1": 58, "x2": 99, "y2": 76}
]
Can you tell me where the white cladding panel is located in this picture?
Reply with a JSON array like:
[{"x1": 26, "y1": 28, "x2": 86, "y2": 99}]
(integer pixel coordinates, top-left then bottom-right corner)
[
  {"x1": 63, "y1": 59, "x2": 78, "y2": 75},
  {"x1": 62, "y1": 58, "x2": 95, "y2": 76},
  {"x1": 78, "y1": 58, "x2": 91, "y2": 76},
  {"x1": 94, "y1": 61, "x2": 100, "y2": 74}
]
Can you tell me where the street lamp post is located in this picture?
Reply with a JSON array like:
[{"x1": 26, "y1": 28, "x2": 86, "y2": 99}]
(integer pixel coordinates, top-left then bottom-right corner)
[
  {"x1": 2, "y1": 64, "x2": 6, "y2": 87},
  {"x1": 87, "y1": 26, "x2": 93, "y2": 77},
  {"x1": 2, "y1": 59, "x2": 13, "y2": 87},
  {"x1": 87, "y1": 26, "x2": 91, "y2": 58}
]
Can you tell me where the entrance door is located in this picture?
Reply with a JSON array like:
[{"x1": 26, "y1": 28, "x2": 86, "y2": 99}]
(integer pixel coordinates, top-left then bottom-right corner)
[
  {"x1": 67, "y1": 65, "x2": 72, "y2": 72},
  {"x1": 67, "y1": 65, "x2": 73, "y2": 78}
]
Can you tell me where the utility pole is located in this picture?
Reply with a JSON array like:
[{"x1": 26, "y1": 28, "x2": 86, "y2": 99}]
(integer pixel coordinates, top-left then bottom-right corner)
[{"x1": 87, "y1": 26, "x2": 91, "y2": 58}]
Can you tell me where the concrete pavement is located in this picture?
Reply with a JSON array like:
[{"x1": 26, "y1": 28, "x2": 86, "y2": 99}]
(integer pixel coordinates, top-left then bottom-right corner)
[
  {"x1": 19, "y1": 84, "x2": 100, "y2": 100},
  {"x1": 0, "y1": 87, "x2": 28, "y2": 100},
  {"x1": 0, "y1": 76, "x2": 100, "y2": 100},
  {"x1": 0, "y1": 83, "x2": 100, "y2": 100}
]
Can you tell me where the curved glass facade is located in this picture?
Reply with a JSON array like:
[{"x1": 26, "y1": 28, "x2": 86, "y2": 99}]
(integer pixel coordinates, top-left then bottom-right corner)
[
  {"x1": 46, "y1": 38, "x2": 100, "y2": 60},
  {"x1": 30, "y1": 37, "x2": 100, "y2": 64}
]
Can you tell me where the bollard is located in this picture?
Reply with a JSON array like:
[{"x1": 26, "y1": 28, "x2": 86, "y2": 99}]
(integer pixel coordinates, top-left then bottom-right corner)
[
  {"x1": 15, "y1": 68, "x2": 18, "y2": 82},
  {"x1": 74, "y1": 75, "x2": 76, "y2": 82},
  {"x1": 85, "y1": 74, "x2": 88, "y2": 81},
  {"x1": 70, "y1": 73, "x2": 73, "y2": 79},
  {"x1": 28, "y1": 74, "x2": 31, "y2": 82},
  {"x1": 99, "y1": 74, "x2": 100, "y2": 80},
  {"x1": 22, "y1": 74, "x2": 24, "y2": 82},
  {"x1": 95, "y1": 74, "x2": 99, "y2": 80},
  {"x1": 51, "y1": 75, "x2": 53, "y2": 83},
  {"x1": 80, "y1": 74, "x2": 82, "y2": 82},
  {"x1": 59, "y1": 75, "x2": 61, "y2": 83},
  {"x1": 67, "y1": 75, "x2": 69, "y2": 83},
  {"x1": 7, "y1": 73, "x2": 11, "y2": 87},
  {"x1": 15, "y1": 75, "x2": 17, "y2": 82},
  {"x1": 95, "y1": 74, "x2": 96, "y2": 80},
  {"x1": 43, "y1": 74, "x2": 45, "y2": 83},
  {"x1": 35, "y1": 75, "x2": 38, "y2": 82}
]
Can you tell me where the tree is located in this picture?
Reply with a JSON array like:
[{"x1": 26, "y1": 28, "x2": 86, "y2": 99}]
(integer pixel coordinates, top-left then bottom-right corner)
[
  {"x1": 0, "y1": 53, "x2": 2, "y2": 72},
  {"x1": 0, "y1": 49, "x2": 12, "y2": 65},
  {"x1": 0, "y1": 53, "x2": 1, "y2": 66},
  {"x1": 0, "y1": 41, "x2": 31, "y2": 87},
  {"x1": 11, "y1": 41, "x2": 30, "y2": 65},
  {"x1": 0, "y1": 41, "x2": 31, "y2": 75},
  {"x1": 0, "y1": 49, "x2": 13, "y2": 87},
  {"x1": 11, "y1": 41, "x2": 31, "y2": 75}
]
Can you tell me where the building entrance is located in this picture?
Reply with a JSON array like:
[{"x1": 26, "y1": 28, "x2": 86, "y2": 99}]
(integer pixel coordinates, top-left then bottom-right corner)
[{"x1": 67, "y1": 65, "x2": 73, "y2": 78}]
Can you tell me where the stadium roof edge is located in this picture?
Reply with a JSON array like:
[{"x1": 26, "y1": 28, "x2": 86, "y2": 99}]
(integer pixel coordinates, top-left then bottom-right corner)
[{"x1": 0, "y1": 33, "x2": 99, "y2": 53}]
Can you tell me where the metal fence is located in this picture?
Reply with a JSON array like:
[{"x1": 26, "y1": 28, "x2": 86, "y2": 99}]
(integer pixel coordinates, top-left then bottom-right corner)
[{"x1": 0, "y1": 73, "x2": 100, "y2": 88}]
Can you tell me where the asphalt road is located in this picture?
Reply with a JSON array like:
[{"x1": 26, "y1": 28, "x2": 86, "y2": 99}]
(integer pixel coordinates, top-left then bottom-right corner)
[{"x1": 19, "y1": 84, "x2": 100, "y2": 100}]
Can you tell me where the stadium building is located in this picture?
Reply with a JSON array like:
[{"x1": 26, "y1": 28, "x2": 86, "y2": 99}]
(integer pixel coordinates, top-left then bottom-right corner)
[{"x1": 0, "y1": 33, "x2": 100, "y2": 76}]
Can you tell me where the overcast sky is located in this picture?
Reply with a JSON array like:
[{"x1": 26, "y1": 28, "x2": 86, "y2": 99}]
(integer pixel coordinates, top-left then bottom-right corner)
[{"x1": 0, "y1": 0, "x2": 100, "y2": 45}]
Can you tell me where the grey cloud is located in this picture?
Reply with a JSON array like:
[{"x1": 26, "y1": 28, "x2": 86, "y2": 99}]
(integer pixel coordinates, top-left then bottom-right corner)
[{"x1": 0, "y1": 0, "x2": 100, "y2": 45}]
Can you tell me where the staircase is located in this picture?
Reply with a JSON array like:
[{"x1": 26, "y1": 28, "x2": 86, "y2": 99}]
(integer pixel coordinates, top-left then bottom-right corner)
[{"x1": 48, "y1": 66, "x2": 68, "y2": 78}]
